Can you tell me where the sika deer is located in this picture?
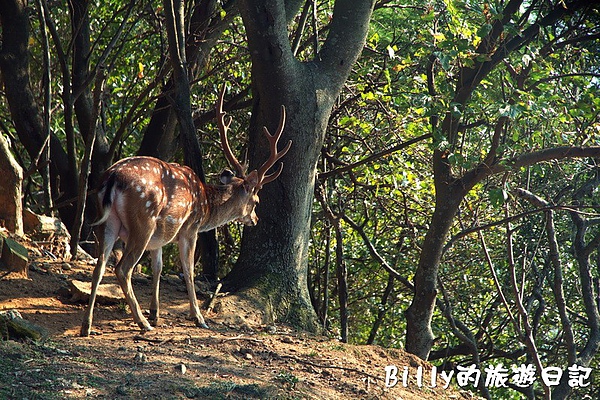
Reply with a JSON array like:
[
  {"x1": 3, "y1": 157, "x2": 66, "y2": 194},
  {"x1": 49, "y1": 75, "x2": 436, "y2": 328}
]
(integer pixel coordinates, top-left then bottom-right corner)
[{"x1": 80, "y1": 86, "x2": 291, "y2": 336}]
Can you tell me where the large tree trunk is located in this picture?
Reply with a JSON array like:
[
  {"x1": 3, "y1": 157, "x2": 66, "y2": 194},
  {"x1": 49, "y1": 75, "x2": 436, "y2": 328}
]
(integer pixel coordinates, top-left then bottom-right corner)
[
  {"x1": 225, "y1": 0, "x2": 375, "y2": 329},
  {"x1": 227, "y1": 81, "x2": 326, "y2": 329}
]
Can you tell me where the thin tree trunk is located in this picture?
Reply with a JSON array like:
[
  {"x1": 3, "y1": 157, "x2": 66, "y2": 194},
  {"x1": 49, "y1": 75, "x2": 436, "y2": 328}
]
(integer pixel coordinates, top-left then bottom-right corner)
[
  {"x1": 138, "y1": 0, "x2": 234, "y2": 278},
  {"x1": 404, "y1": 178, "x2": 463, "y2": 359},
  {"x1": 321, "y1": 222, "x2": 331, "y2": 327},
  {"x1": 70, "y1": 71, "x2": 106, "y2": 259},
  {"x1": 334, "y1": 218, "x2": 347, "y2": 342},
  {"x1": 35, "y1": 0, "x2": 54, "y2": 215},
  {"x1": 138, "y1": 0, "x2": 236, "y2": 160},
  {"x1": 367, "y1": 274, "x2": 394, "y2": 345},
  {"x1": 70, "y1": 0, "x2": 111, "y2": 186},
  {"x1": 550, "y1": 178, "x2": 600, "y2": 399},
  {"x1": 162, "y1": 0, "x2": 219, "y2": 279}
]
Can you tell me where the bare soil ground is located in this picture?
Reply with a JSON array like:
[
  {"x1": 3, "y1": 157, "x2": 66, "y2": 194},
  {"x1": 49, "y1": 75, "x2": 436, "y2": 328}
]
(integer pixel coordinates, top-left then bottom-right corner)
[{"x1": 0, "y1": 234, "x2": 475, "y2": 399}]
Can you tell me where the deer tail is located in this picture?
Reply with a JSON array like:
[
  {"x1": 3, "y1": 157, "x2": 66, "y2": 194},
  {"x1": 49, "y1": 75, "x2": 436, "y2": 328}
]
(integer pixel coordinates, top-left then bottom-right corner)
[{"x1": 91, "y1": 173, "x2": 117, "y2": 227}]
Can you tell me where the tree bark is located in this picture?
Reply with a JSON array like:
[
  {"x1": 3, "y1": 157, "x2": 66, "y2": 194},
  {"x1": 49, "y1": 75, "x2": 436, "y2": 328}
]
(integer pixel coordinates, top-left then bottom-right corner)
[
  {"x1": 404, "y1": 179, "x2": 464, "y2": 358},
  {"x1": 334, "y1": 218, "x2": 348, "y2": 342},
  {"x1": 0, "y1": 134, "x2": 23, "y2": 236},
  {"x1": 225, "y1": 0, "x2": 375, "y2": 330}
]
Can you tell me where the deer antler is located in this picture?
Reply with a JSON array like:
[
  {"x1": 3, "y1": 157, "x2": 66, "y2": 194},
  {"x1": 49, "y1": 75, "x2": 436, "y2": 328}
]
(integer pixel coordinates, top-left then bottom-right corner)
[
  {"x1": 256, "y1": 105, "x2": 292, "y2": 188},
  {"x1": 216, "y1": 85, "x2": 246, "y2": 177},
  {"x1": 216, "y1": 85, "x2": 291, "y2": 186}
]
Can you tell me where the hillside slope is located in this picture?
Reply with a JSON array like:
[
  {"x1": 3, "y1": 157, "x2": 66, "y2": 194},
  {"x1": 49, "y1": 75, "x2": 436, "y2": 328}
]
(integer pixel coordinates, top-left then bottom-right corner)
[{"x1": 0, "y1": 234, "x2": 473, "y2": 399}]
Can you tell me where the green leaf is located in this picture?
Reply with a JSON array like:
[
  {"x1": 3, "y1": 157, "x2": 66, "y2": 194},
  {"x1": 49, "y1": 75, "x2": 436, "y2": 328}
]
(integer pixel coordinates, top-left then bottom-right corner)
[
  {"x1": 499, "y1": 104, "x2": 523, "y2": 119},
  {"x1": 434, "y1": 51, "x2": 451, "y2": 71},
  {"x1": 450, "y1": 102, "x2": 463, "y2": 118},
  {"x1": 489, "y1": 188, "x2": 508, "y2": 208},
  {"x1": 477, "y1": 23, "x2": 493, "y2": 38},
  {"x1": 421, "y1": 10, "x2": 435, "y2": 21}
]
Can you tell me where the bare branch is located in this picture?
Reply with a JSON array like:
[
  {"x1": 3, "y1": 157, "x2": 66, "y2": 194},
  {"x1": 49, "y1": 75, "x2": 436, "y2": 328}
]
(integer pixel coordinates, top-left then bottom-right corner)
[
  {"x1": 503, "y1": 199, "x2": 550, "y2": 399},
  {"x1": 514, "y1": 188, "x2": 577, "y2": 365},
  {"x1": 461, "y1": 146, "x2": 600, "y2": 190},
  {"x1": 341, "y1": 214, "x2": 414, "y2": 293},
  {"x1": 318, "y1": 133, "x2": 432, "y2": 180}
]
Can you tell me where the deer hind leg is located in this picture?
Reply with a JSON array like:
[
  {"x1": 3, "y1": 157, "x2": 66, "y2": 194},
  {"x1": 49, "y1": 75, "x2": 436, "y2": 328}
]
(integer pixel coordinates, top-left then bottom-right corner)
[
  {"x1": 81, "y1": 218, "x2": 120, "y2": 337},
  {"x1": 178, "y1": 234, "x2": 208, "y2": 329},
  {"x1": 148, "y1": 248, "x2": 163, "y2": 327},
  {"x1": 115, "y1": 238, "x2": 153, "y2": 332}
]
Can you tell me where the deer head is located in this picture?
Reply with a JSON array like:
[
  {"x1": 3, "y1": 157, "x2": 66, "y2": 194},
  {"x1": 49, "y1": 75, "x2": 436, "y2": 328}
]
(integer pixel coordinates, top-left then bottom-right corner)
[{"x1": 214, "y1": 84, "x2": 292, "y2": 227}]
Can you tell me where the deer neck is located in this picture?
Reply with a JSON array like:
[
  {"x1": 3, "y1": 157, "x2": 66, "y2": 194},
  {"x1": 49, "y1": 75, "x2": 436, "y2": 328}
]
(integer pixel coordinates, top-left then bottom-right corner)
[{"x1": 198, "y1": 184, "x2": 242, "y2": 232}]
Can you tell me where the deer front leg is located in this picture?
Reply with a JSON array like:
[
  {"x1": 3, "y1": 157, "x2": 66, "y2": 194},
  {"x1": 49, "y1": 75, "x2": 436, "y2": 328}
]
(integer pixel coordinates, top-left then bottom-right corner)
[
  {"x1": 80, "y1": 254, "x2": 108, "y2": 337},
  {"x1": 179, "y1": 234, "x2": 208, "y2": 329},
  {"x1": 81, "y1": 222, "x2": 119, "y2": 337},
  {"x1": 148, "y1": 248, "x2": 163, "y2": 327}
]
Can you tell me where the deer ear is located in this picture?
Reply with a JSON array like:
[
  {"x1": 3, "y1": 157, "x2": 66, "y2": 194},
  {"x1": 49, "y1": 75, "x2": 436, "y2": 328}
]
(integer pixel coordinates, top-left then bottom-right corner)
[{"x1": 220, "y1": 169, "x2": 235, "y2": 184}]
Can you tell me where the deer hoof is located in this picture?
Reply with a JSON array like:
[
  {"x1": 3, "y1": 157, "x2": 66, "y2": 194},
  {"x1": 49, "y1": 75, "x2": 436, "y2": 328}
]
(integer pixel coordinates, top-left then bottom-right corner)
[
  {"x1": 138, "y1": 323, "x2": 154, "y2": 332},
  {"x1": 149, "y1": 310, "x2": 159, "y2": 327},
  {"x1": 194, "y1": 319, "x2": 209, "y2": 329}
]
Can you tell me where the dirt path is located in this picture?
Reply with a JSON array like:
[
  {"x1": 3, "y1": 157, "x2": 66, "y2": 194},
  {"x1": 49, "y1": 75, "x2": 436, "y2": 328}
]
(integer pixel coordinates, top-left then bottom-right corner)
[{"x1": 0, "y1": 243, "x2": 472, "y2": 399}]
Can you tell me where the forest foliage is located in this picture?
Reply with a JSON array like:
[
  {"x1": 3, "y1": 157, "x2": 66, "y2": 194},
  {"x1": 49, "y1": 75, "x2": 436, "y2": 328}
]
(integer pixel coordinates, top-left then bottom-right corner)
[{"x1": 1, "y1": 0, "x2": 599, "y2": 399}]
